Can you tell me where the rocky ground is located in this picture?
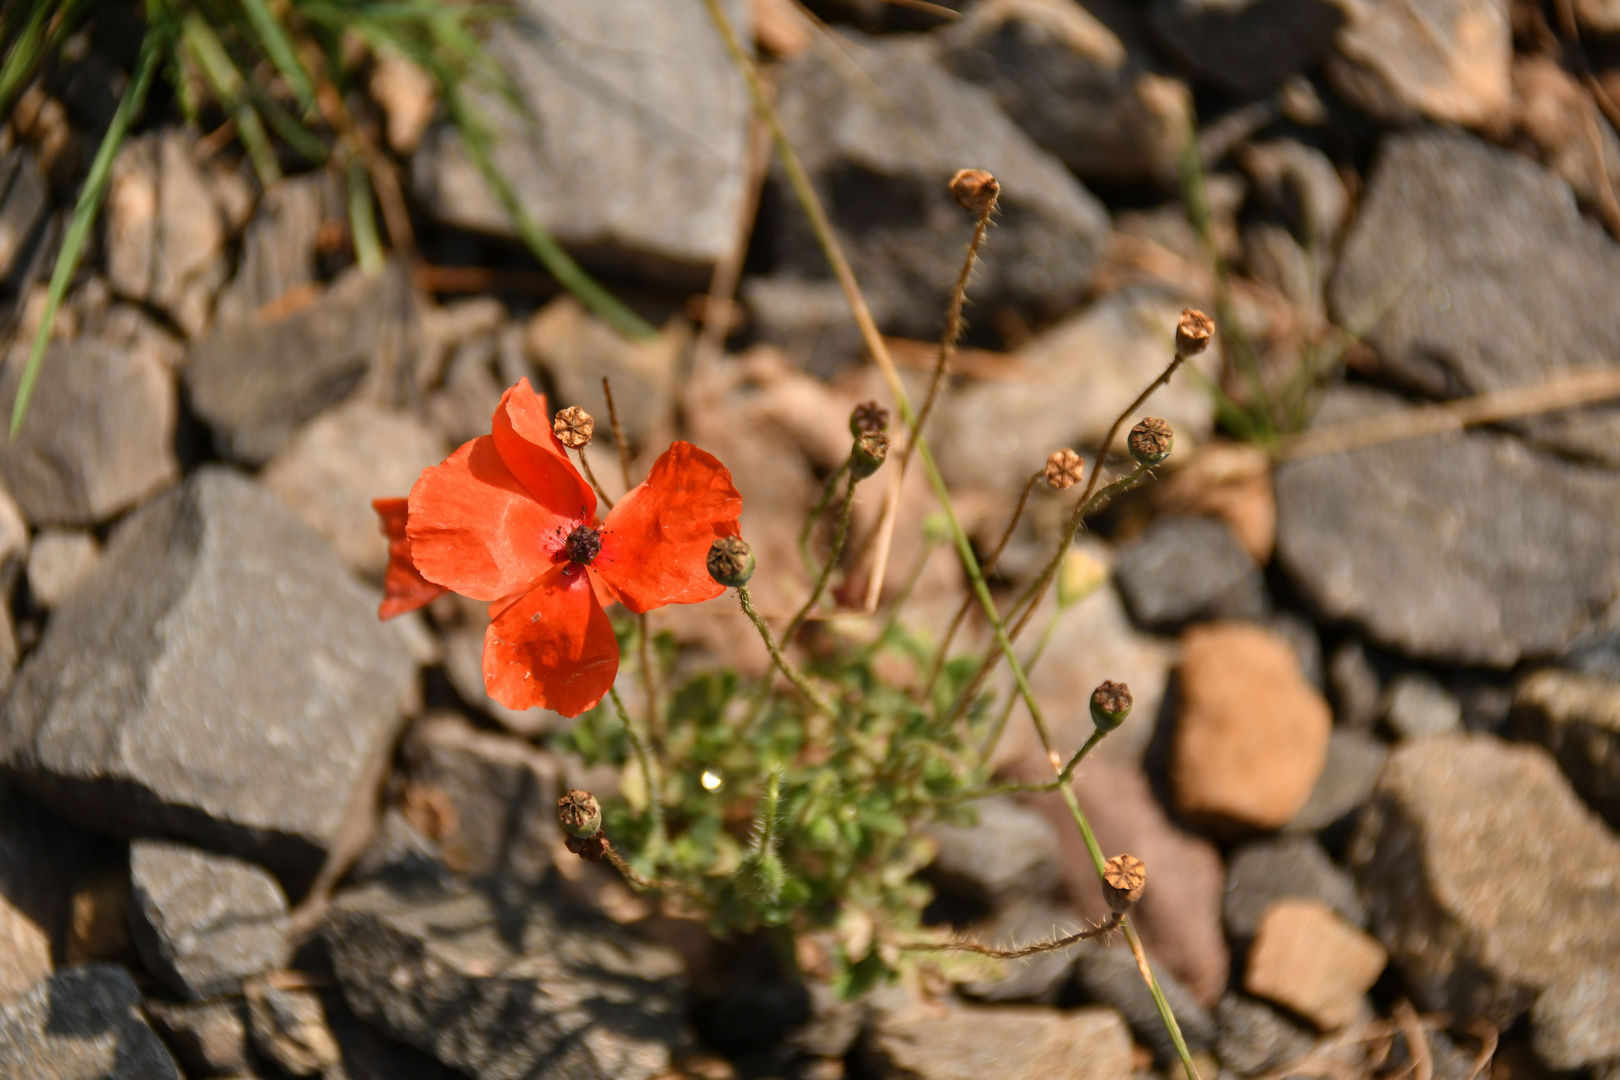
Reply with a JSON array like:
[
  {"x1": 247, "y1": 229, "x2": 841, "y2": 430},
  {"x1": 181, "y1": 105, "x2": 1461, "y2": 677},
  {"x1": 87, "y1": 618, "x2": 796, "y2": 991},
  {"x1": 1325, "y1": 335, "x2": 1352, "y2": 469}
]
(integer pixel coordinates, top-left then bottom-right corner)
[{"x1": 3, "y1": 0, "x2": 1620, "y2": 1078}]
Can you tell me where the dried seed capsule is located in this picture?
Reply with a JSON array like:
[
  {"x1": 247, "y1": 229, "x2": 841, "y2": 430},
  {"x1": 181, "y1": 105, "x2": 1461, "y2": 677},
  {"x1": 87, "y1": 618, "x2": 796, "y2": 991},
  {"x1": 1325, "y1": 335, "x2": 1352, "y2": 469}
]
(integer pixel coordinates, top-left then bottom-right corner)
[
  {"x1": 850, "y1": 430, "x2": 890, "y2": 480},
  {"x1": 1175, "y1": 308, "x2": 1214, "y2": 358},
  {"x1": 553, "y1": 406, "x2": 595, "y2": 449},
  {"x1": 1102, "y1": 853, "x2": 1146, "y2": 913},
  {"x1": 1127, "y1": 417, "x2": 1174, "y2": 467},
  {"x1": 1090, "y1": 680, "x2": 1133, "y2": 733},
  {"x1": 1045, "y1": 448, "x2": 1084, "y2": 491},
  {"x1": 707, "y1": 536, "x2": 755, "y2": 587},
  {"x1": 850, "y1": 401, "x2": 889, "y2": 437},
  {"x1": 950, "y1": 168, "x2": 1000, "y2": 215},
  {"x1": 557, "y1": 789, "x2": 602, "y2": 838}
]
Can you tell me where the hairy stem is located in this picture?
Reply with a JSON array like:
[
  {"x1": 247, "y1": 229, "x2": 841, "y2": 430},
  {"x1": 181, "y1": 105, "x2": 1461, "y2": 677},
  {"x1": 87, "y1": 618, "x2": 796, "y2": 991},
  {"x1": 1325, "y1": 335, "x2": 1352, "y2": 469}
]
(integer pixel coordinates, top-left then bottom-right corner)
[
  {"x1": 610, "y1": 687, "x2": 665, "y2": 855},
  {"x1": 737, "y1": 586, "x2": 836, "y2": 717},
  {"x1": 783, "y1": 468, "x2": 859, "y2": 644},
  {"x1": 902, "y1": 911, "x2": 1120, "y2": 959},
  {"x1": 905, "y1": 200, "x2": 994, "y2": 470},
  {"x1": 799, "y1": 459, "x2": 850, "y2": 581}
]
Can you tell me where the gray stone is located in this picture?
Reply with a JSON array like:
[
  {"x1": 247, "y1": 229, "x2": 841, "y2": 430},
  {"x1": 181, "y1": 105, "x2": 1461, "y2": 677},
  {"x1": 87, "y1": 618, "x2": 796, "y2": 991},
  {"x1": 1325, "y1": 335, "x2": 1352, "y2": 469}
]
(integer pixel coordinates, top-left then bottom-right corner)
[
  {"x1": 1073, "y1": 945, "x2": 1214, "y2": 1064},
  {"x1": 927, "y1": 795, "x2": 1061, "y2": 906},
  {"x1": 214, "y1": 173, "x2": 340, "y2": 325},
  {"x1": 960, "y1": 898, "x2": 1087, "y2": 1003},
  {"x1": 741, "y1": 277, "x2": 864, "y2": 379},
  {"x1": 1382, "y1": 673, "x2": 1462, "y2": 740},
  {"x1": 1274, "y1": 385, "x2": 1620, "y2": 666},
  {"x1": 1285, "y1": 729, "x2": 1389, "y2": 833},
  {"x1": 1326, "y1": 0, "x2": 1511, "y2": 127},
  {"x1": 0, "y1": 469, "x2": 415, "y2": 891},
  {"x1": 1350, "y1": 734, "x2": 1620, "y2": 1067},
  {"x1": 0, "y1": 334, "x2": 178, "y2": 526},
  {"x1": 1327, "y1": 639, "x2": 1383, "y2": 730},
  {"x1": 324, "y1": 879, "x2": 684, "y2": 1080},
  {"x1": 1330, "y1": 129, "x2": 1620, "y2": 464},
  {"x1": 772, "y1": 29, "x2": 1111, "y2": 340},
  {"x1": 1149, "y1": 0, "x2": 1343, "y2": 98},
  {"x1": 1113, "y1": 515, "x2": 1267, "y2": 631},
  {"x1": 145, "y1": 999, "x2": 252, "y2": 1077},
  {"x1": 129, "y1": 841, "x2": 290, "y2": 1001},
  {"x1": 1223, "y1": 836, "x2": 1364, "y2": 944},
  {"x1": 0, "y1": 784, "x2": 92, "y2": 1002},
  {"x1": 0, "y1": 965, "x2": 183, "y2": 1079},
  {"x1": 24, "y1": 528, "x2": 99, "y2": 610},
  {"x1": 324, "y1": 995, "x2": 463, "y2": 1080},
  {"x1": 936, "y1": 0, "x2": 1187, "y2": 186},
  {"x1": 864, "y1": 999, "x2": 1132, "y2": 1080},
  {"x1": 413, "y1": 0, "x2": 752, "y2": 282},
  {"x1": 402, "y1": 714, "x2": 560, "y2": 884},
  {"x1": 349, "y1": 807, "x2": 448, "y2": 888},
  {"x1": 1214, "y1": 993, "x2": 1314, "y2": 1076},
  {"x1": 244, "y1": 979, "x2": 340, "y2": 1077},
  {"x1": 187, "y1": 263, "x2": 418, "y2": 465},
  {"x1": 1511, "y1": 668, "x2": 1620, "y2": 831},
  {"x1": 0, "y1": 146, "x2": 47, "y2": 281}
]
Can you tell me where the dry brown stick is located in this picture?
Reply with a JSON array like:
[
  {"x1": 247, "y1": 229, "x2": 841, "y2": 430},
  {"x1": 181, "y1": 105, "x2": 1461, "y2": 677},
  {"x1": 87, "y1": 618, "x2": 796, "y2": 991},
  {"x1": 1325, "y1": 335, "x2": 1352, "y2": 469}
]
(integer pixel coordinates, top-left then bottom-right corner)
[
  {"x1": 1395, "y1": 1001, "x2": 1433, "y2": 1080},
  {"x1": 601, "y1": 376, "x2": 635, "y2": 490},
  {"x1": 902, "y1": 912, "x2": 1121, "y2": 959},
  {"x1": 1274, "y1": 367, "x2": 1620, "y2": 461},
  {"x1": 573, "y1": 448, "x2": 614, "y2": 510}
]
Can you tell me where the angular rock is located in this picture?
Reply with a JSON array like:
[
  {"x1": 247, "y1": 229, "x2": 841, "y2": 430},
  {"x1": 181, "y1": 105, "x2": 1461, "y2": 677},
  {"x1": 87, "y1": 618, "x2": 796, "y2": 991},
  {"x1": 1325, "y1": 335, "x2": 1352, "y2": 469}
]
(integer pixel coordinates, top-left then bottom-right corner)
[
  {"x1": 740, "y1": 277, "x2": 865, "y2": 379},
  {"x1": 213, "y1": 173, "x2": 339, "y2": 325},
  {"x1": 772, "y1": 29, "x2": 1111, "y2": 340},
  {"x1": 0, "y1": 965, "x2": 183, "y2": 1079},
  {"x1": 1074, "y1": 945, "x2": 1215, "y2": 1064},
  {"x1": 325, "y1": 993, "x2": 464, "y2": 1080},
  {"x1": 524, "y1": 298, "x2": 679, "y2": 449},
  {"x1": 0, "y1": 334, "x2": 178, "y2": 526},
  {"x1": 1244, "y1": 899, "x2": 1387, "y2": 1031},
  {"x1": 129, "y1": 840, "x2": 290, "y2": 1001},
  {"x1": 187, "y1": 263, "x2": 418, "y2": 465},
  {"x1": 0, "y1": 481, "x2": 28, "y2": 573},
  {"x1": 864, "y1": 1000, "x2": 1131, "y2": 1080},
  {"x1": 1326, "y1": 0, "x2": 1511, "y2": 126},
  {"x1": 1214, "y1": 993, "x2": 1314, "y2": 1076},
  {"x1": 0, "y1": 784, "x2": 92, "y2": 1001},
  {"x1": 245, "y1": 979, "x2": 340, "y2": 1077},
  {"x1": 1172, "y1": 622, "x2": 1332, "y2": 834},
  {"x1": 1511, "y1": 668, "x2": 1620, "y2": 830},
  {"x1": 1351, "y1": 734, "x2": 1620, "y2": 1067},
  {"x1": 24, "y1": 528, "x2": 99, "y2": 609},
  {"x1": 0, "y1": 146, "x2": 47, "y2": 282},
  {"x1": 1285, "y1": 729, "x2": 1389, "y2": 833},
  {"x1": 1275, "y1": 385, "x2": 1620, "y2": 665},
  {"x1": 401, "y1": 714, "x2": 560, "y2": 884},
  {"x1": 960, "y1": 898, "x2": 1086, "y2": 1002},
  {"x1": 1328, "y1": 638, "x2": 1385, "y2": 731},
  {"x1": 1223, "y1": 836, "x2": 1365, "y2": 946},
  {"x1": 1149, "y1": 0, "x2": 1343, "y2": 98},
  {"x1": 0, "y1": 469, "x2": 414, "y2": 891},
  {"x1": 936, "y1": 0, "x2": 1187, "y2": 185},
  {"x1": 927, "y1": 795, "x2": 1061, "y2": 908},
  {"x1": 1382, "y1": 672, "x2": 1462, "y2": 740},
  {"x1": 1330, "y1": 130, "x2": 1620, "y2": 464},
  {"x1": 1114, "y1": 515, "x2": 1267, "y2": 631},
  {"x1": 261, "y1": 400, "x2": 447, "y2": 576},
  {"x1": 324, "y1": 879, "x2": 684, "y2": 1080},
  {"x1": 413, "y1": 0, "x2": 752, "y2": 281},
  {"x1": 145, "y1": 999, "x2": 253, "y2": 1077}
]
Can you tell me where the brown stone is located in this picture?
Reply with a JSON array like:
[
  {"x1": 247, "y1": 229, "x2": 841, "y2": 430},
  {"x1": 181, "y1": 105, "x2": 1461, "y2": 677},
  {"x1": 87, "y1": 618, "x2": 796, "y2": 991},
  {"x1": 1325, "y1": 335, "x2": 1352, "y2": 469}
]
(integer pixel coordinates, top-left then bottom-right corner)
[
  {"x1": 1171, "y1": 622, "x2": 1332, "y2": 834},
  {"x1": 865, "y1": 1001, "x2": 1131, "y2": 1080},
  {"x1": 1244, "y1": 898, "x2": 1387, "y2": 1030}
]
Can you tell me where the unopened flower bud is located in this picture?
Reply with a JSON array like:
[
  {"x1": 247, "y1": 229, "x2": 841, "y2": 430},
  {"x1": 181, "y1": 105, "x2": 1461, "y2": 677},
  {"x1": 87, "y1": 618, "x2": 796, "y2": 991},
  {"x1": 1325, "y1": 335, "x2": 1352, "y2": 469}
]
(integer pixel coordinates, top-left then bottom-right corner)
[
  {"x1": 553, "y1": 406, "x2": 594, "y2": 449},
  {"x1": 557, "y1": 789, "x2": 602, "y2": 838},
  {"x1": 707, "y1": 536, "x2": 755, "y2": 587},
  {"x1": 1102, "y1": 853, "x2": 1146, "y2": 914},
  {"x1": 850, "y1": 401, "x2": 889, "y2": 437},
  {"x1": 850, "y1": 431, "x2": 890, "y2": 480},
  {"x1": 1090, "y1": 680, "x2": 1133, "y2": 733},
  {"x1": 1045, "y1": 448, "x2": 1084, "y2": 491},
  {"x1": 1175, "y1": 308, "x2": 1214, "y2": 358},
  {"x1": 950, "y1": 168, "x2": 1000, "y2": 215},
  {"x1": 1127, "y1": 418, "x2": 1174, "y2": 467}
]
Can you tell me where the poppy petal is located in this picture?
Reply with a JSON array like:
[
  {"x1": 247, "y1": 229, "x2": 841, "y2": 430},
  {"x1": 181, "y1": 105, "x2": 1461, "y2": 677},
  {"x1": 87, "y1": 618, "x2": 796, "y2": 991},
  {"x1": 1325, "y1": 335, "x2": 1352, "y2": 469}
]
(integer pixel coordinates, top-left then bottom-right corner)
[
  {"x1": 492, "y1": 378, "x2": 596, "y2": 527},
  {"x1": 407, "y1": 436, "x2": 569, "y2": 601},
  {"x1": 372, "y1": 497, "x2": 447, "y2": 620},
  {"x1": 483, "y1": 564, "x2": 619, "y2": 717},
  {"x1": 595, "y1": 441, "x2": 742, "y2": 614}
]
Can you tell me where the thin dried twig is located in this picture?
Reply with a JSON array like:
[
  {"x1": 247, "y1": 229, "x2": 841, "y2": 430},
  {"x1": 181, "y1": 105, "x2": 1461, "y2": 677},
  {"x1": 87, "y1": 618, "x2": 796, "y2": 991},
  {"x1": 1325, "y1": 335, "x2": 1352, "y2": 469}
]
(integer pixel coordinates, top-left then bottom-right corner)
[
  {"x1": 1395, "y1": 1000, "x2": 1433, "y2": 1080},
  {"x1": 903, "y1": 912, "x2": 1121, "y2": 959}
]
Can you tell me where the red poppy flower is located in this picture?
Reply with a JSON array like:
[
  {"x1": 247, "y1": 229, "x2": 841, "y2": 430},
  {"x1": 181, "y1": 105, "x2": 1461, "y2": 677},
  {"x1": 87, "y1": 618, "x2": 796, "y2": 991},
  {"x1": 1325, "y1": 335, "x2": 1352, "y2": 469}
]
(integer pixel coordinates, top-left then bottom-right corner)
[
  {"x1": 372, "y1": 497, "x2": 447, "y2": 619},
  {"x1": 379, "y1": 378, "x2": 742, "y2": 717}
]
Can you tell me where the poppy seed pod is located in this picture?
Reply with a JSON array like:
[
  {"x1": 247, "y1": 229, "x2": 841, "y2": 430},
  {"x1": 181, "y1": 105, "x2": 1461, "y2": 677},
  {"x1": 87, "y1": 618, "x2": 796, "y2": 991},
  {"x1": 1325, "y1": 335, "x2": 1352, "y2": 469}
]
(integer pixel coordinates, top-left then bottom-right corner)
[
  {"x1": 557, "y1": 789, "x2": 602, "y2": 839},
  {"x1": 1102, "y1": 853, "x2": 1146, "y2": 914},
  {"x1": 1090, "y1": 680, "x2": 1133, "y2": 733},
  {"x1": 707, "y1": 536, "x2": 755, "y2": 587},
  {"x1": 950, "y1": 168, "x2": 1000, "y2": 215},
  {"x1": 1175, "y1": 308, "x2": 1214, "y2": 358},
  {"x1": 553, "y1": 406, "x2": 595, "y2": 449},
  {"x1": 1045, "y1": 448, "x2": 1084, "y2": 491},
  {"x1": 1127, "y1": 418, "x2": 1174, "y2": 467},
  {"x1": 850, "y1": 401, "x2": 889, "y2": 437},
  {"x1": 850, "y1": 431, "x2": 890, "y2": 479}
]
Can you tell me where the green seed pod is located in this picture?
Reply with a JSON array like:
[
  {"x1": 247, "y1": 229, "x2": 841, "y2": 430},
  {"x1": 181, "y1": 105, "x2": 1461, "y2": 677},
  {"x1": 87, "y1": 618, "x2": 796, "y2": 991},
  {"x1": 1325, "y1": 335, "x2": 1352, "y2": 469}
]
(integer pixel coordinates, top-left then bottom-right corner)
[
  {"x1": 556, "y1": 789, "x2": 602, "y2": 839},
  {"x1": 707, "y1": 536, "x2": 755, "y2": 588},
  {"x1": 1090, "y1": 680, "x2": 1133, "y2": 733},
  {"x1": 1127, "y1": 418, "x2": 1173, "y2": 468},
  {"x1": 849, "y1": 431, "x2": 890, "y2": 480}
]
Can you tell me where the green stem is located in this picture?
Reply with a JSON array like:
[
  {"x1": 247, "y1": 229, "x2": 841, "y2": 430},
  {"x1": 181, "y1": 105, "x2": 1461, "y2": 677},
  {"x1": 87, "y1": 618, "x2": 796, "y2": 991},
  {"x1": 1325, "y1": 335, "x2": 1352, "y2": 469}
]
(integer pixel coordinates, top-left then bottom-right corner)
[
  {"x1": 1126, "y1": 919, "x2": 1203, "y2": 1080},
  {"x1": 783, "y1": 467, "x2": 859, "y2": 645},
  {"x1": 799, "y1": 459, "x2": 849, "y2": 582},
  {"x1": 978, "y1": 598, "x2": 1065, "y2": 761},
  {"x1": 609, "y1": 686, "x2": 665, "y2": 857},
  {"x1": 737, "y1": 586, "x2": 835, "y2": 717}
]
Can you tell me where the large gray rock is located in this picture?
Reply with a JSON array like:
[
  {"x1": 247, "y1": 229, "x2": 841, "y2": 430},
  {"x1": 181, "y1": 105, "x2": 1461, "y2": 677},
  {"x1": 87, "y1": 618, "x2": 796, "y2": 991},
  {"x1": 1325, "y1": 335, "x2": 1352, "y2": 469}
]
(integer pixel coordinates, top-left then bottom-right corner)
[
  {"x1": 0, "y1": 146, "x2": 47, "y2": 282},
  {"x1": 186, "y1": 263, "x2": 418, "y2": 464},
  {"x1": 412, "y1": 0, "x2": 752, "y2": 282},
  {"x1": 144, "y1": 999, "x2": 253, "y2": 1078},
  {"x1": 1214, "y1": 993, "x2": 1314, "y2": 1077},
  {"x1": 1073, "y1": 945, "x2": 1215, "y2": 1065},
  {"x1": 1113, "y1": 514, "x2": 1267, "y2": 631},
  {"x1": 0, "y1": 469, "x2": 415, "y2": 892},
  {"x1": 1350, "y1": 735, "x2": 1620, "y2": 1069},
  {"x1": 1223, "y1": 836, "x2": 1364, "y2": 944},
  {"x1": 213, "y1": 172, "x2": 340, "y2": 325},
  {"x1": 0, "y1": 965, "x2": 183, "y2": 1079},
  {"x1": 1511, "y1": 668, "x2": 1620, "y2": 831},
  {"x1": 927, "y1": 795, "x2": 1061, "y2": 907},
  {"x1": 129, "y1": 840, "x2": 290, "y2": 1000},
  {"x1": 0, "y1": 335, "x2": 178, "y2": 526},
  {"x1": 324, "y1": 879, "x2": 685, "y2": 1080},
  {"x1": 1275, "y1": 385, "x2": 1620, "y2": 666},
  {"x1": 863, "y1": 999, "x2": 1132, "y2": 1080},
  {"x1": 1330, "y1": 130, "x2": 1620, "y2": 464},
  {"x1": 1149, "y1": 0, "x2": 1343, "y2": 98},
  {"x1": 1285, "y1": 729, "x2": 1388, "y2": 833},
  {"x1": 772, "y1": 29, "x2": 1111, "y2": 340}
]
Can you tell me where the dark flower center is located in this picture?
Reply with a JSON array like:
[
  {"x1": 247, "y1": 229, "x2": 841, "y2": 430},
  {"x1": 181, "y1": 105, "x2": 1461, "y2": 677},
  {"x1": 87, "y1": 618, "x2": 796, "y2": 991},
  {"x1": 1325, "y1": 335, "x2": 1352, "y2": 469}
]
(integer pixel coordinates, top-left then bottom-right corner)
[{"x1": 565, "y1": 525, "x2": 601, "y2": 565}]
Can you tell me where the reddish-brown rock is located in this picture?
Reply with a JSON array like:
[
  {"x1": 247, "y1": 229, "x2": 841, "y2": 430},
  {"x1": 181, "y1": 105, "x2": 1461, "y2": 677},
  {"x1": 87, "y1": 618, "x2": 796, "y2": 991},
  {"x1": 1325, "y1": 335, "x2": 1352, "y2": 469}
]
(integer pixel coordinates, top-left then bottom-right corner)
[{"x1": 1244, "y1": 898, "x2": 1387, "y2": 1030}]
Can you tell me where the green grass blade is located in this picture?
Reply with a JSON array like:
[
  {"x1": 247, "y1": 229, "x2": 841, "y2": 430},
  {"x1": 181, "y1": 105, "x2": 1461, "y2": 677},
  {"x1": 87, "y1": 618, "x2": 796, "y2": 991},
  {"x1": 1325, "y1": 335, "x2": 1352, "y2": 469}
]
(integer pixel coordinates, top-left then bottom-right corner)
[
  {"x1": 11, "y1": 18, "x2": 169, "y2": 438},
  {"x1": 346, "y1": 158, "x2": 383, "y2": 272},
  {"x1": 0, "y1": 0, "x2": 60, "y2": 116},
  {"x1": 236, "y1": 0, "x2": 315, "y2": 108}
]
